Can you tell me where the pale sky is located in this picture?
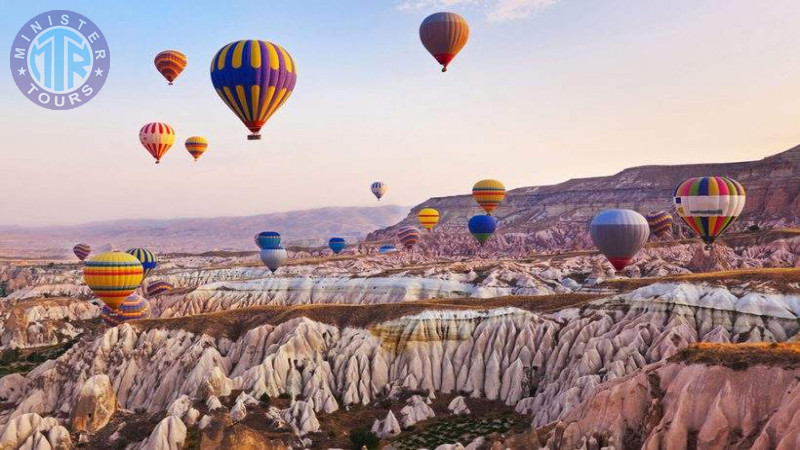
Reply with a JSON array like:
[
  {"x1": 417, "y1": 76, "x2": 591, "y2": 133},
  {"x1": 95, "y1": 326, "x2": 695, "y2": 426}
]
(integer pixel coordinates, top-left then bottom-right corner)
[{"x1": 3, "y1": 0, "x2": 800, "y2": 226}]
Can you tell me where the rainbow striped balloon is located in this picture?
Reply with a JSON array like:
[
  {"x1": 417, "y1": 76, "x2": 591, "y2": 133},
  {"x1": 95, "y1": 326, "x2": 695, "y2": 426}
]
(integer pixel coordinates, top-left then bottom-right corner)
[
  {"x1": 210, "y1": 40, "x2": 297, "y2": 140},
  {"x1": 83, "y1": 252, "x2": 144, "y2": 311},
  {"x1": 119, "y1": 294, "x2": 150, "y2": 319},
  {"x1": 154, "y1": 50, "x2": 187, "y2": 85},
  {"x1": 417, "y1": 208, "x2": 440, "y2": 231},
  {"x1": 73, "y1": 243, "x2": 91, "y2": 261},
  {"x1": 146, "y1": 280, "x2": 174, "y2": 297},
  {"x1": 472, "y1": 179, "x2": 506, "y2": 215},
  {"x1": 126, "y1": 248, "x2": 158, "y2": 278},
  {"x1": 398, "y1": 226, "x2": 421, "y2": 250},
  {"x1": 673, "y1": 176, "x2": 746, "y2": 247},
  {"x1": 645, "y1": 211, "x2": 673, "y2": 237},
  {"x1": 101, "y1": 294, "x2": 150, "y2": 325},
  {"x1": 139, "y1": 122, "x2": 176, "y2": 164},
  {"x1": 185, "y1": 136, "x2": 208, "y2": 162}
]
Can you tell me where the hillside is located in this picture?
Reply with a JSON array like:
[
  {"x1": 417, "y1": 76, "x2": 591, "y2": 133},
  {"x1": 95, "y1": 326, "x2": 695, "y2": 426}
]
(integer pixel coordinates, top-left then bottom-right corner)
[
  {"x1": 0, "y1": 205, "x2": 408, "y2": 258},
  {"x1": 367, "y1": 144, "x2": 800, "y2": 254}
]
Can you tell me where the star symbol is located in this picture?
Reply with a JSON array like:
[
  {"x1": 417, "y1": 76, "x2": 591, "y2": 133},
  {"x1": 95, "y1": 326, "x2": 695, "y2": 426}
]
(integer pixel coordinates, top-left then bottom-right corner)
[
  {"x1": 17, "y1": 67, "x2": 26, "y2": 76},
  {"x1": 94, "y1": 68, "x2": 103, "y2": 77}
]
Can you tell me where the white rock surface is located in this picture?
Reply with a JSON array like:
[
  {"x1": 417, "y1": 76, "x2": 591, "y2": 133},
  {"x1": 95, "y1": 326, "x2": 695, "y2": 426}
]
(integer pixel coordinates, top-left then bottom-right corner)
[
  {"x1": 400, "y1": 395, "x2": 435, "y2": 428},
  {"x1": 448, "y1": 396, "x2": 470, "y2": 415},
  {"x1": 371, "y1": 410, "x2": 401, "y2": 438}
]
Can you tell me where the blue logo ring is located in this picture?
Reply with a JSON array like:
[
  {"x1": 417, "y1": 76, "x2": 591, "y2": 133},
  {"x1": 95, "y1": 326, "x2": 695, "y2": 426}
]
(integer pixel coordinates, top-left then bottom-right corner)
[{"x1": 10, "y1": 10, "x2": 110, "y2": 110}]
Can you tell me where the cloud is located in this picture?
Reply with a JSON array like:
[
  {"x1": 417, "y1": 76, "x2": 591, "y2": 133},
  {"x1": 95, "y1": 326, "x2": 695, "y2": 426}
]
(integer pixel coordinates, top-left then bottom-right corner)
[{"x1": 396, "y1": 0, "x2": 559, "y2": 22}]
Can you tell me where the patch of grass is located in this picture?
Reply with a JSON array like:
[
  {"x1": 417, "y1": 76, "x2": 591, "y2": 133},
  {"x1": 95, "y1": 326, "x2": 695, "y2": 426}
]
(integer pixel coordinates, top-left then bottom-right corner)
[
  {"x1": 671, "y1": 342, "x2": 800, "y2": 370},
  {"x1": 391, "y1": 416, "x2": 522, "y2": 450}
]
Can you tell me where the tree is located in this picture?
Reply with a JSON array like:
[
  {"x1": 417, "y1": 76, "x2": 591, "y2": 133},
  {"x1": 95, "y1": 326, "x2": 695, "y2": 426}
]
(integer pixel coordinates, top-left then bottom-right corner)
[{"x1": 350, "y1": 426, "x2": 379, "y2": 450}]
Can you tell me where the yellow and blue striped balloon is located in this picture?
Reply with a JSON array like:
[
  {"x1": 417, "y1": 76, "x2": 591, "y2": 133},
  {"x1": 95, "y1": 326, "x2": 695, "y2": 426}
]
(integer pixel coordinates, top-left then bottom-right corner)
[
  {"x1": 83, "y1": 252, "x2": 144, "y2": 311},
  {"x1": 210, "y1": 40, "x2": 297, "y2": 141},
  {"x1": 126, "y1": 248, "x2": 158, "y2": 278}
]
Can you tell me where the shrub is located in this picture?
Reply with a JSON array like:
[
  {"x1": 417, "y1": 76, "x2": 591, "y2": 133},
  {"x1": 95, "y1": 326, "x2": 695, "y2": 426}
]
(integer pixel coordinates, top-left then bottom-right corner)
[
  {"x1": 278, "y1": 392, "x2": 291, "y2": 400},
  {"x1": 749, "y1": 224, "x2": 761, "y2": 232},
  {"x1": 259, "y1": 393, "x2": 271, "y2": 405},
  {"x1": 350, "y1": 426, "x2": 379, "y2": 450}
]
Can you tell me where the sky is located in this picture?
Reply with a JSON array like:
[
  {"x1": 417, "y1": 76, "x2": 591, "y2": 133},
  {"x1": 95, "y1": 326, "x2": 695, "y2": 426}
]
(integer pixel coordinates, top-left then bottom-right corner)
[{"x1": 3, "y1": 0, "x2": 800, "y2": 226}]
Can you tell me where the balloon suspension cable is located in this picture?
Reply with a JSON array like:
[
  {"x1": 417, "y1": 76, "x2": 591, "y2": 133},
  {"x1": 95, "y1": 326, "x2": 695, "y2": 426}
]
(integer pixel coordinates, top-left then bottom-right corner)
[{"x1": 248, "y1": 133, "x2": 262, "y2": 141}]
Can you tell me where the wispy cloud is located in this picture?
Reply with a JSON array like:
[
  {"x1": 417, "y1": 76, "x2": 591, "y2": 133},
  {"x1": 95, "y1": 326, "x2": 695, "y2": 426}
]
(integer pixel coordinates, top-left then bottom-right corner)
[{"x1": 396, "y1": 0, "x2": 559, "y2": 22}]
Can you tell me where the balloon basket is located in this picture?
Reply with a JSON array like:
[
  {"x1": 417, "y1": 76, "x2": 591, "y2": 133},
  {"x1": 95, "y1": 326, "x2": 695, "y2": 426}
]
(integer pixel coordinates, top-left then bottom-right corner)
[{"x1": 248, "y1": 134, "x2": 261, "y2": 141}]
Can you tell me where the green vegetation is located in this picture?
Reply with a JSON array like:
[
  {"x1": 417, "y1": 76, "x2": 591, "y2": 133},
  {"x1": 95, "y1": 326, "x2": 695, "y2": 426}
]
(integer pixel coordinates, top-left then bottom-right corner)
[
  {"x1": 0, "y1": 340, "x2": 76, "y2": 377},
  {"x1": 392, "y1": 416, "x2": 520, "y2": 450},
  {"x1": 349, "y1": 426, "x2": 380, "y2": 450},
  {"x1": 260, "y1": 393, "x2": 271, "y2": 406}
]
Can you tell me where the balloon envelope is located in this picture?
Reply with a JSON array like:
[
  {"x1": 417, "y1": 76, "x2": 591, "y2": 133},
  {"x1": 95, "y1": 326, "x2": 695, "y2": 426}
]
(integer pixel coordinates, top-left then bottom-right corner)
[
  {"x1": 126, "y1": 248, "x2": 158, "y2": 278},
  {"x1": 371, "y1": 182, "x2": 387, "y2": 200},
  {"x1": 590, "y1": 209, "x2": 650, "y2": 271},
  {"x1": 73, "y1": 243, "x2": 91, "y2": 261},
  {"x1": 139, "y1": 122, "x2": 176, "y2": 164},
  {"x1": 645, "y1": 211, "x2": 673, "y2": 237},
  {"x1": 673, "y1": 176, "x2": 746, "y2": 246},
  {"x1": 328, "y1": 237, "x2": 346, "y2": 254},
  {"x1": 468, "y1": 214, "x2": 498, "y2": 245},
  {"x1": 83, "y1": 252, "x2": 144, "y2": 311},
  {"x1": 256, "y1": 231, "x2": 282, "y2": 250},
  {"x1": 419, "y1": 12, "x2": 469, "y2": 72},
  {"x1": 146, "y1": 281, "x2": 174, "y2": 297},
  {"x1": 101, "y1": 294, "x2": 150, "y2": 325},
  {"x1": 154, "y1": 50, "x2": 187, "y2": 85},
  {"x1": 398, "y1": 226, "x2": 421, "y2": 250},
  {"x1": 472, "y1": 180, "x2": 506, "y2": 215},
  {"x1": 418, "y1": 208, "x2": 440, "y2": 230},
  {"x1": 260, "y1": 248, "x2": 288, "y2": 273},
  {"x1": 185, "y1": 136, "x2": 208, "y2": 162},
  {"x1": 210, "y1": 40, "x2": 297, "y2": 140}
]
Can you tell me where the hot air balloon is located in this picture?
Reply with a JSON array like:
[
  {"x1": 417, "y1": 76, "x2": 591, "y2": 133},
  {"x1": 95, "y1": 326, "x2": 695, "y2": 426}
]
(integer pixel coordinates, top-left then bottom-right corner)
[
  {"x1": 419, "y1": 12, "x2": 469, "y2": 72},
  {"x1": 260, "y1": 248, "x2": 288, "y2": 273},
  {"x1": 83, "y1": 252, "x2": 144, "y2": 311},
  {"x1": 472, "y1": 180, "x2": 506, "y2": 215},
  {"x1": 645, "y1": 211, "x2": 673, "y2": 238},
  {"x1": 210, "y1": 40, "x2": 298, "y2": 140},
  {"x1": 256, "y1": 231, "x2": 282, "y2": 250},
  {"x1": 418, "y1": 208, "x2": 440, "y2": 231},
  {"x1": 185, "y1": 136, "x2": 208, "y2": 162},
  {"x1": 101, "y1": 293, "x2": 150, "y2": 325},
  {"x1": 398, "y1": 226, "x2": 421, "y2": 250},
  {"x1": 146, "y1": 280, "x2": 174, "y2": 297},
  {"x1": 379, "y1": 244, "x2": 397, "y2": 254},
  {"x1": 139, "y1": 122, "x2": 176, "y2": 164},
  {"x1": 674, "y1": 176, "x2": 746, "y2": 248},
  {"x1": 590, "y1": 209, "x2": 650, "y2": 271},
  {"x1": 126, "y1": 248, "x2": 158, "y2": 278},
  {"x1": 73, "y1": 243, "x2": 91, "y2": 262},
  {"x1": 468, "y1": 214, "x2": 498, "y2": 246},
  {"x1": 329, "y1": 237, "x2": 346, "y2": 254},
  {"x1": 154, "y1": 50, "x2": 187, "y2": 85},
  {"x1": 371, "y1": 182, "x2": 387, "y2": 200}
]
